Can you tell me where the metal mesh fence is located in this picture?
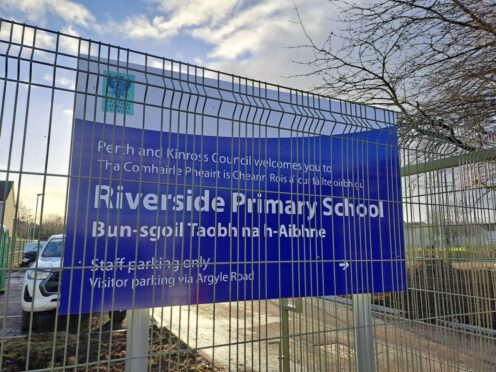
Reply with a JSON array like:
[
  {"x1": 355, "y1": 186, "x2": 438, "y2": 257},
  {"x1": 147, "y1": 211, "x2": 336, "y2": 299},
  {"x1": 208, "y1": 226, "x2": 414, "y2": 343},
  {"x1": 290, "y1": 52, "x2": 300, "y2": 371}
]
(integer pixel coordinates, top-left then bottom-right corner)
[{"x1": 0, "y1": 19, "x2": 494, "y2": 371}]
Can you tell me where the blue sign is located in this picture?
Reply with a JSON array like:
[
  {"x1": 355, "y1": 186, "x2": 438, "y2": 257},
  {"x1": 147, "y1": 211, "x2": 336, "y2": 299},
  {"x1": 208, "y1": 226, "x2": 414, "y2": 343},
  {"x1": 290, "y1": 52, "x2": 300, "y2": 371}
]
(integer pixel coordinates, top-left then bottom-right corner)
[{"x1": 60, "y1": 119, "x2": 405, "y2": 314}]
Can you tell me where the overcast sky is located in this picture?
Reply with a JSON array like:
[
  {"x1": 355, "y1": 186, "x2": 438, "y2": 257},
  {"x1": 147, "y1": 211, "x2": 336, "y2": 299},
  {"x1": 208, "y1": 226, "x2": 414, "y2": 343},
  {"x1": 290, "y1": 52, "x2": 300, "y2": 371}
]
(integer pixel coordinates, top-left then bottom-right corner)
[{"x1": 0, "y1": 0, "x2": 336, "y2": 90}]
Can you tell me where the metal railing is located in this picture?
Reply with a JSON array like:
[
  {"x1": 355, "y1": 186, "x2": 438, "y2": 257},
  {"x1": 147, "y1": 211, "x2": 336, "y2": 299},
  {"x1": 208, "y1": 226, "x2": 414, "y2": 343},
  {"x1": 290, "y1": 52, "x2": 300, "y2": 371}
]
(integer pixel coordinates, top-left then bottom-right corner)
[{"x1": 0, "y1": 19, "x2": 495, "y2": 372}]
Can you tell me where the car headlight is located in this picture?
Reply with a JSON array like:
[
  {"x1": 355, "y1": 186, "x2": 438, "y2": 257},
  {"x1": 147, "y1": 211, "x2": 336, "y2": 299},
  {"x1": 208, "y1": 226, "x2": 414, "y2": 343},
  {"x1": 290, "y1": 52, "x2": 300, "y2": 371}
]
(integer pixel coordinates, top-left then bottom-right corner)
[{"x1": 26, "y1": 269, "x2": 52, "y2": 280}]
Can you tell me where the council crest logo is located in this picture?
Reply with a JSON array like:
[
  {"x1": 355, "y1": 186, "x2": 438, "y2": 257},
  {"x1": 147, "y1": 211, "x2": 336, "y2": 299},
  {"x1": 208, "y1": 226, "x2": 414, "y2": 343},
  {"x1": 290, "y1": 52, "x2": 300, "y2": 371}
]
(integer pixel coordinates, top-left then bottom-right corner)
[{"x1": 101, "y1": 71, "x2": 135, "y2": 115}]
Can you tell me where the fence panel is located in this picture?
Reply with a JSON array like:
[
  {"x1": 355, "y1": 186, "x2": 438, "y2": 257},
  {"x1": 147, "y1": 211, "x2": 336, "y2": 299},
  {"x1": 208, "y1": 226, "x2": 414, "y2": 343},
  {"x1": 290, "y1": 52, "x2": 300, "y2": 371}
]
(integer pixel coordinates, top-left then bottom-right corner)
[{"x1": 0, "y1": 19, "x2": 494, "y2": 371}]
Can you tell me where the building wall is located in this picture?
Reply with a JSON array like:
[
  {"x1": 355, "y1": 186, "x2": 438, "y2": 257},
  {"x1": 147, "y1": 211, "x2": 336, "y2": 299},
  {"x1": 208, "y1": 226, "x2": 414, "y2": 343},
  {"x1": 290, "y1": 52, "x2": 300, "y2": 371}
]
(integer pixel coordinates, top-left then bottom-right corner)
[{"x1": 0, "y1": 189, "x2": 15, "y2": 233}]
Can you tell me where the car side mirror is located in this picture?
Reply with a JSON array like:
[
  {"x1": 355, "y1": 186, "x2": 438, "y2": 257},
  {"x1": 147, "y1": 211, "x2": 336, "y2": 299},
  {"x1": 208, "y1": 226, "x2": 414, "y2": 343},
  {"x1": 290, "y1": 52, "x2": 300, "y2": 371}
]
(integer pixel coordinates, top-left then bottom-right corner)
[{"x1": 20, "y1": 251, "x2": 38, "y2": 268}]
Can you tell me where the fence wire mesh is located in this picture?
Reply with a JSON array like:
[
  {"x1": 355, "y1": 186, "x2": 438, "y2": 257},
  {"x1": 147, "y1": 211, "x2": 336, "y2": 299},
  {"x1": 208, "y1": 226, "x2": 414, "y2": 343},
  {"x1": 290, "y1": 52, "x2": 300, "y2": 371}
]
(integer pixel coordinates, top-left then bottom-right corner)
[{"x1": 0, "y1": 19, "x2": 494, "y2": 371}]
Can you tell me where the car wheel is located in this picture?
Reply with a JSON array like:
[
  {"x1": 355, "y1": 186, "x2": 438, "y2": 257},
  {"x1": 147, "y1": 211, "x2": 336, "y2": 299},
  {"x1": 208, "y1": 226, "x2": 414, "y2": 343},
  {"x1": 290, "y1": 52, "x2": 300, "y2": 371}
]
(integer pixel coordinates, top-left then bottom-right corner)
[
  {"x1": 110, "y1": 310, "x2": 127, "y2": 323},
  {"x1": 21, "y1": 311, "x2": 37, "y2": 331}
]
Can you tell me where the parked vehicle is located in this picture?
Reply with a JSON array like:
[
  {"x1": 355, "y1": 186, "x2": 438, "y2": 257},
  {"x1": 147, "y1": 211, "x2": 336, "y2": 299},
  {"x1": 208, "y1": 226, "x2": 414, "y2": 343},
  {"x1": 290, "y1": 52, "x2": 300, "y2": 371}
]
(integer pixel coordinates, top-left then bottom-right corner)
[
  {"x1": 23, "y1": 241, "x2": 47, "y2": 254},
  {"x1": 20, "y1": 234, "x2": 126, "y2": 330}
]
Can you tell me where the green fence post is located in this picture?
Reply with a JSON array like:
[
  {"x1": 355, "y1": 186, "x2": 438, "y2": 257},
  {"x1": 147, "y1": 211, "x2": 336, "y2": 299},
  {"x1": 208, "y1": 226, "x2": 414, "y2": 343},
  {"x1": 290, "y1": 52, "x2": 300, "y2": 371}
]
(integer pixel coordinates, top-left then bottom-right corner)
[{"x1": 0, "y1": 226, "x2": 10, "y2": 293}]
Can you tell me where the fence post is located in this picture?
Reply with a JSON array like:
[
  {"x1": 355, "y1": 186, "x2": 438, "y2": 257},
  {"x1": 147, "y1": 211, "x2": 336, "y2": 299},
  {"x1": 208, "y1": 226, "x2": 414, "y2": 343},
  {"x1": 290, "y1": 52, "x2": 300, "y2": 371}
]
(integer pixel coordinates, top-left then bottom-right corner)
[
  {"x1": 279, "y1": 298, "x2": 290, "y2": 372},
  {"x1": 353, "y1": 294, "x2": 375, "y2": 372},
  {"x1": 126, "y1": 308, "x2": 150, "y2": 372},
  {"x1": 279, "y1": 298, "x2": 303, "y2": 371}
]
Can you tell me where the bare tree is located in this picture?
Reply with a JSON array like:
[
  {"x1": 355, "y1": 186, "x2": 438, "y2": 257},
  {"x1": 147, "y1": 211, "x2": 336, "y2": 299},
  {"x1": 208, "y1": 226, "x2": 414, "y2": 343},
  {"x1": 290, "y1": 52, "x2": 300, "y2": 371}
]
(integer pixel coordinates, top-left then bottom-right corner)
[
  {"x1": 301, "y1": 0, "x2": 496, "y2": 154},
  {"x1": 40, "y1": 214, "x2": 65, "y2": 240},
  {"x1": 14, "y1": 202, "x2": 32, "y2": 238}
]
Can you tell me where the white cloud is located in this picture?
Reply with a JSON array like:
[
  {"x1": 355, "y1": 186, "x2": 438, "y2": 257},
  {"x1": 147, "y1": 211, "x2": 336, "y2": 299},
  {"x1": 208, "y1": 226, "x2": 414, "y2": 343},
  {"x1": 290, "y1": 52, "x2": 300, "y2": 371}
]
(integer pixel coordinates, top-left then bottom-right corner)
[
  {"x1": 193, "y1": 57, "x2": 205, "y2": 66},
  {"x1": 95, "y1": 0, "x2": 333, "y2": 91},
  {"x1": 0, "y1": 0, "x2": 95, "y2": 27},
  {"x1": 150, "y1": 0, "x2": 239, "y2": 34},
  {"x1": 105, "y1": 0, "x2": 285, "y2": 56},
  {"x1": 196, "y1": 0, "x2": 335, "y2": 90},
  {"x1": 58, "y1": 25, "x2": 90, "y2": 56},
  {"x1": 43, "y1": 73, "x2": 76, "y2": 89},
  {"x1": 51, "y1": 0, "x2": 94, "y2": 27},
  {"x1": 101, "y1": 15, "x2": 167, "y2": 40},
  {"x1": 61, "y1": 25, "x2": 79, "y2": 36},
  {"x1": 190, "y1": 0, "x2": 287, "y2": 54},
  {"x1": 0, "y1": 22, "x2": 55, "y2": 48},
  {"x1": 102, "y1": 0, "x2": 239, "y2": 41}
]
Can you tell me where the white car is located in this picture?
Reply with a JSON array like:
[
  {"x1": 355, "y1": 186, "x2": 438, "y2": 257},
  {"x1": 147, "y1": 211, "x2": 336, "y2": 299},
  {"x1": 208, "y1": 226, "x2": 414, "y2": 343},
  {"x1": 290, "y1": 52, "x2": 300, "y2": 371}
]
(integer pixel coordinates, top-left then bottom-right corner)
[
  {"x1": 20, "y1": 234, "x2": 126, "y2": 330},
  {"x1": 21, "y1": 234, "x2": 63, "y2": 329}
]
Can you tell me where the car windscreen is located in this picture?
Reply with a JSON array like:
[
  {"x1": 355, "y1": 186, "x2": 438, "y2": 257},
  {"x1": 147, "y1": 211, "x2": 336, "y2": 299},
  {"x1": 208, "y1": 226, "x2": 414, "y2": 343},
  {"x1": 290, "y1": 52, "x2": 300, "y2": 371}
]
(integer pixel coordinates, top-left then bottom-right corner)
[
  {"x1": 24, "y1": 242, "x2": 39, "y2": 252},
  {"x1": 24, "y1": 241, "x2": 45, "y2": 252},
  {"x1": 41, "y1": 239, "x2": 63, "y2": 258}
]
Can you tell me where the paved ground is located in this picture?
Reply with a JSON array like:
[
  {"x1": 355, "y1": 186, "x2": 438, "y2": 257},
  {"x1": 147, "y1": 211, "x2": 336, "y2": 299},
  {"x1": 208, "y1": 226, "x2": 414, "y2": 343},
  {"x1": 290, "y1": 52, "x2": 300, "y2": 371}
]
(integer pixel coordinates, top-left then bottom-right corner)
[
  {"x1": 152, "y1": 300, "x2": 288, "y2": 371},
  {"x1": 0, "y1": 269, "x2": 25, "y2": 336},
  {"x1": 153, "y1": 297, "x2": 496, "y2": 371}
]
